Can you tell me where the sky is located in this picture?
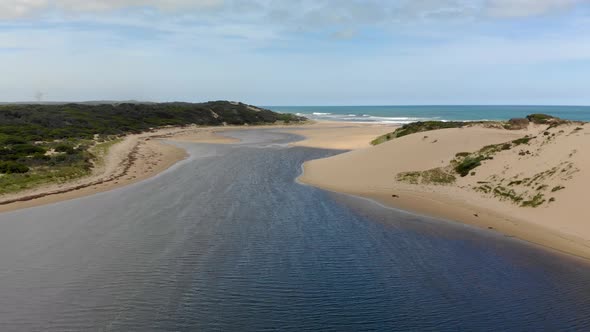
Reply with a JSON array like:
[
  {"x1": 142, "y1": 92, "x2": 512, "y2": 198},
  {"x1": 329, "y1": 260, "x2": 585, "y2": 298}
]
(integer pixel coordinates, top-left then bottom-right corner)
[{"x1": 0, "y1": 0, "x2": 589, "y2": 105}]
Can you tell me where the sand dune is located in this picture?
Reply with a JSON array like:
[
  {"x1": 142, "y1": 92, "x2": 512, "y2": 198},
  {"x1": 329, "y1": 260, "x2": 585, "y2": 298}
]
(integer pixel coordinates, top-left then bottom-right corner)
[{"x1": 300, "y1": 123, "x2": 590, "y2": 258}]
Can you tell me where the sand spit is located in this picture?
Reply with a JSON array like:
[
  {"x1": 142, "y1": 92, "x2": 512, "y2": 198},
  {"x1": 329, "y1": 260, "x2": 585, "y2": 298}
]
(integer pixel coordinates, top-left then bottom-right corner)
[
  {"x1": 299, "y1": 122, "x2": 590, "y2": 259},
  {"x1": 284, "y1": 121, "x2": 398, "y2": 150}
]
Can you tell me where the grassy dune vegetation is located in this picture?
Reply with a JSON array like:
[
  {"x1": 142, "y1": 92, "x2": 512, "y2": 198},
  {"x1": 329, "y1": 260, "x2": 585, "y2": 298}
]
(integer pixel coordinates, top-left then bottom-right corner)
[
  {"x1": 371, "y1": 113, "x2": 569, "y2": 146},
  {"x1": 0, "y1": 101, "x2": 304, "y2": 194},
  {"x1": 389, "y1": 114, "x2": 585, "y2": 208}
]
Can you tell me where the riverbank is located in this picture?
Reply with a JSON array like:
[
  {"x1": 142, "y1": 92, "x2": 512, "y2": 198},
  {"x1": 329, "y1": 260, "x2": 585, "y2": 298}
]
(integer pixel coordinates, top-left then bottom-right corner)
[
  {"x1": 298, "y1": 121, "x2": 590, "y2": 259},
  {"x1": 0, "y1": 126, "x2": 232, "y2": 213},
  {"x1": 0, "y1": 122, "x2": 397, "y2": 213}
]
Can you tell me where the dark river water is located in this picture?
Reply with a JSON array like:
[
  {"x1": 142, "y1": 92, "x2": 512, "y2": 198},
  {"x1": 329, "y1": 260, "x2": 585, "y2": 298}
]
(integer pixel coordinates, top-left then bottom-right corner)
[{"x1": 1, "y1": 130, "x2": 590, "y2": 331}]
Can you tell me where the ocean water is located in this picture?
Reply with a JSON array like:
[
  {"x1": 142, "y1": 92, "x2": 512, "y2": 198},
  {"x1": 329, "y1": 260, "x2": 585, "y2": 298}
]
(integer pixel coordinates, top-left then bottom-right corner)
[
  {"x1": 268, "y1": 105, "x2": 590, "y2": 124},
  {"x1": 1, "y1": 129, "x2": 590, "y2": 331}
]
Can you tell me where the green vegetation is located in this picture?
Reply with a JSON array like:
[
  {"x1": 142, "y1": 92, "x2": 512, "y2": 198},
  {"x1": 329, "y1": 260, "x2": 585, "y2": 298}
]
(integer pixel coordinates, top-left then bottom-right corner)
[
  {"x1": 454, "y1": 156, "x2": 485, "y2": 177},
  {"x1": 492, "y1": 186, "x2": 524, "y2": 204},
  {"x1": 551, "y1": 185, "x2": 565, "y2": 192},
  {"x1": 0, "y1": 101, "x2": 304, "y2": 195},
  {"x1": 512, "y1": 136, "x2": 534, "y2": 146},
  {"x1": 475, "y1": 184, "x2": 492, "y2": 194},
  {"x1": 396, "y1": 167, "x2": 456, "y2": 185},
  {"x1": 371, "y1": 113, "x2": 572, "y2": 146},
  {"x1": 526, "y1": 113, "x2": 574, "y2": 129},
  {"x1": 371, "y1": 121, "x2": 467, "y2": 145},
  {"x1": 0, "y1": 101, "x2": 303, "y2": 142},
  {"x1": 450, "y1": 135, "x2": 535, "y2": 177},
  {"x1": 0, "y1": 161, "x2": 29, "y2": 174},
  {"x1": 504, "y1": 118, "x2": 529, "y2": 130},
  {"x1": 526, "y1": 114, "x2": 553, "y2": 124},
  {"x1": 521, "y1": 193, "x2": 546, "y2": 207}
]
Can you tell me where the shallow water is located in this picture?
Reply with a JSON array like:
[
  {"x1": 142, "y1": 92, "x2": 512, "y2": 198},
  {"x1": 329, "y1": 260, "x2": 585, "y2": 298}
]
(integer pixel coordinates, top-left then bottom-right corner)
[{"x1": 0, "y1": 130, "x2": 589, "y2": 331}]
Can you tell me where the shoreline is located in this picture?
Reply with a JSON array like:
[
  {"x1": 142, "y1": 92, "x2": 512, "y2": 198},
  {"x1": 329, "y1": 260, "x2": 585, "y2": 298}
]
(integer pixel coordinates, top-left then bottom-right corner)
[
  {"x1": 305, "y1": 184, "x2": 590, "y2": 261},
  {"x1": 0, "y1": 121, "x2": 396, "y2": 213},
  {"x1": 0, "y1": 125, "x2": 237, "y2": 213},
  {"x1": 0, "y1": 121, "x2": 358, "y2": 213}
]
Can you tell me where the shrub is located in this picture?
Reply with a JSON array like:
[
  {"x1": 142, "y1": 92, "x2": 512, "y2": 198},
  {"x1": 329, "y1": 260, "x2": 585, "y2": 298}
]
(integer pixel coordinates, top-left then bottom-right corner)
[
  {"x1": 397, "y1": 168, "x2": 456, "y2": 185},
  {"x1": 551, "y1": 185, "x2": 565, "y2": 192},
  {"x1": 371, "y1": 121, "x2": 467, "y2": 145},
  {"x1": 521, "y1": 193, "x2": 546, "y2": 207},
  {"x1": 455, "y1": 152, "x2": 470, "y2": 158},
  {"x1": 512, "y1": 137, "x2": 533, "y2": 146},
  {"x1": 54, "y1": 144, "x2": 76, "y2": 154},
  {"x1": 526, "y1": 114, "x2": 555, "y2": 124},
  {"x1": 505, "y1": 118, "x2": 529, "y2": 130},
  {"x1": 454, "y1": 156, "x2": 484, "y2": 177},
  {"x1": 0, "y1": 161, "x2": 29, "y2": 174}
]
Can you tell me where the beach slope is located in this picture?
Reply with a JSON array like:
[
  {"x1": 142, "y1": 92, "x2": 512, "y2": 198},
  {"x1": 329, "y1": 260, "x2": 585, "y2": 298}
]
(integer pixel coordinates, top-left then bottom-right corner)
[{"x1": 300, "y1": 122, "x2": 590, "y2": 258}]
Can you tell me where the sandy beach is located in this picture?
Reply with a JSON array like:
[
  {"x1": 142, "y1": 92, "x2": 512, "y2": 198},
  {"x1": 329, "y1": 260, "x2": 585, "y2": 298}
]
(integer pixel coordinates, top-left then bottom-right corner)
[{"x1": 299, "y1": 122, "x2": 590, "y2": 259}]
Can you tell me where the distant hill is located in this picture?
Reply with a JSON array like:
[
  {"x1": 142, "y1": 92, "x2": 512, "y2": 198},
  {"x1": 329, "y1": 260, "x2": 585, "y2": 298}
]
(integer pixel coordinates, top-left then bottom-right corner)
[
  {"x1": 0, "y1": 100, "x2": 156, "y2": 105},
  {"x1": 0, "y1": 100, "x2": 305, "y2": 141}
]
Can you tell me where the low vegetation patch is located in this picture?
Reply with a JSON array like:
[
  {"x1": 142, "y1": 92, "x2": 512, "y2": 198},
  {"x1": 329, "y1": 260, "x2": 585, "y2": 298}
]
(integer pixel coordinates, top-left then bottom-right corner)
[
  {"x1": 371, "y1": 121, "x2": 467, "y2": 145},
  {"x1": 551, "y1": 185, "x2": 565, "y2": 192},
  {"x1": 396, "y1": 167, "x2": 456, "y2": 185},
  {"x1": 493, "y1": 186, "x2": 524, "y2": 204},
  {"x1": 526, "y1": 113, "x2": 567, "y2": 126},
  {"x1": 504, "y1": 118, "x2": 529, "y2": 130},
  {"x1": 512, "y1": 136, "x2": 534, "y2": 146},
  {"x1": 454, "y1": 156, "x2": 486, "y2": 177},
  {"x1": 371, "y1": 113, "x2": 571, "y2": 146},
  {"x1": 521, "y1": 193, "x2": 546, "y2": 208}
]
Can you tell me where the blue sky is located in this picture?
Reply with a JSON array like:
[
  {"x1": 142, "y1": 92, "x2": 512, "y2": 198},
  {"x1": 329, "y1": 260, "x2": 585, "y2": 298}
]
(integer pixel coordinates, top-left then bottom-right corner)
[{"x1": 0, "y1": 0, "x2": 589, "y2": 105}]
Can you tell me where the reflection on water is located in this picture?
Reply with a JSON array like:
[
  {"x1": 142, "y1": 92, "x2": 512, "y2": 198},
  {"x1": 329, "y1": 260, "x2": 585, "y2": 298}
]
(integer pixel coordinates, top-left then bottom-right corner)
[{"x1": 0, "y1": 130, "x2": 589, "y2": 331}]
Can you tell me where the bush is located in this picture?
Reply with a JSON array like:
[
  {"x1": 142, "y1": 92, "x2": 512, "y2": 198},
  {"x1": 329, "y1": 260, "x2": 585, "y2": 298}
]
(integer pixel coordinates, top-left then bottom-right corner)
[
  {"x1": 454, "y1": 156, "x2": 484, "y2": 177},
  {"x1": 0, "y1": 161, "x2": 29, "y2": 174},
  {"x1": 526, "y1": 114, "x2": 555, "y2": 124},
  {"x1": 372, "y1": 121, "x2": 467, "y2": 145},
  {"x1": 11, "y1": 144, "x2": 45, "y2": 155},
  {"x1": 505, "y1": 118, "x2": 529, "y2": 130},
  {"x1": 455, "y1": 152, "x2": 470, "y2": 158},
  {"x1": 54, "y1": 144, "x2": 76, "y2": 154},
  {"x1": 512, "y1": 137, "x2": 533, "y2": 146}
]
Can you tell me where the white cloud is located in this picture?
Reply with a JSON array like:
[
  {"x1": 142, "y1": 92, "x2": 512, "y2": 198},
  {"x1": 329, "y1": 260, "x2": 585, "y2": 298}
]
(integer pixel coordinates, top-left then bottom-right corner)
[
  {"x1": 486, "y1": 0, "x2": 583, "y2": 18},
  {"x1": 0, "y1": 0, "x2": 585, "y2": 23},
  {"x1": 0, "y1": 0, "x2": 224, "y2": 19}
]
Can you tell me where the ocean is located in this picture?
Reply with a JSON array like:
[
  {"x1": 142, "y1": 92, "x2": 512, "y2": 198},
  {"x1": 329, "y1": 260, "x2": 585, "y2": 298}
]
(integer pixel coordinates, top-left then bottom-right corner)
[{"x1": 267, "y1": 105, "x2": 590, "y2": 124}]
